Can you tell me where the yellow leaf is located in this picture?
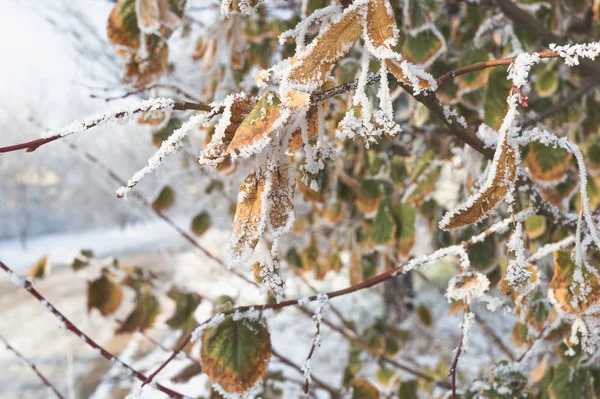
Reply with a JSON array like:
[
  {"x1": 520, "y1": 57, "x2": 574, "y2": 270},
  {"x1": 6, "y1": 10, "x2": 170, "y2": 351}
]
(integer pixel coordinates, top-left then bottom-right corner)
[
  {"x1": 365, "y1": 0, "x2": 399, "y2": 51},
  {"x1": 440, "y1": 137, "x2": 517, "y2": 230},
  {"x1": 107, "y1": 0, "x2": 140, "y2": 51},
  {"x1": 285, "y1": 6, "x2": 363, "y2": 92},
  {"x1": 549, "y1": 250, "x2": 600, "y2": 314},
  {"x1": 228, "y1": 171, "x2": 265, "y2": 265},
  {"x1": 29, "y1": 255, "x2": 50, "y2": 280}
]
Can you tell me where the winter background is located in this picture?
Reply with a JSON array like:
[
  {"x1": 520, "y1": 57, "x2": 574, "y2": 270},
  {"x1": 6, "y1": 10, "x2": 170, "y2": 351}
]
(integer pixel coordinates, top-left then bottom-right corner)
[{"x1": 0, "y1": 1, "x2": 512, "y2": 398}]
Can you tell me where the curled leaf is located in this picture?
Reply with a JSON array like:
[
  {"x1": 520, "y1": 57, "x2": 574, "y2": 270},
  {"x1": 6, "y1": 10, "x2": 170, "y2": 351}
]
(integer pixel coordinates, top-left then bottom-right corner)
[{"x1": 439, "y1": 137, "x2": 517, "y2": 230}]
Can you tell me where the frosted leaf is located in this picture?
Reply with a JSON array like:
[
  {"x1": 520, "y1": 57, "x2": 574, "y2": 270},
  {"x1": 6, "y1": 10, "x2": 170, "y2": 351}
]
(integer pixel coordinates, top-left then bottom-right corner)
[
  {"x1": 446, "y1": 271, "x2": 490, "y2": 304},
  {"x1": 504, "y1": 222, "x2": 533, "y2": 294}
]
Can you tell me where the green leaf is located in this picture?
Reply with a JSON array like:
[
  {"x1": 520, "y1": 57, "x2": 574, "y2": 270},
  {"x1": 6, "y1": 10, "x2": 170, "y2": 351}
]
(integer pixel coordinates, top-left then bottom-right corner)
[
  {"x1": 534, "y1": 63, "x2": 559, "y2": 98},
  {"x1": 351, "y1": 379, "x2": 379, "y2": 399},
  {"x1": 152, "y1": 185, "x2": 176, "y2": 211},
  {"x1": 376, "y1": 367, "x2": 396, "y2": 387},
  {"x1": 548, "y1": 363, "x2": 594, "y2": 399},
  {"x1": 404, "y1": 0, "x2": 437, "y2": 29},
  {"x1": 457, "y1": 47, "x2": 491, "y2": 89},
  {"x1": 484, "y1": 68, "x2": 512, "y2": 131},
  {"x1": 402, "y1": 29, "x2": 443, "y2": 65},
  {"x1": 393, "y1": 201, "x2": 417, "y2": 258},
  {"x1": 524, "y1": 142, "x2": 571, "y2": 183},
  {"x1": 166, "y1": 290, "x2": 201, "y2": 328},
  {"x1": 87, "y1": 275, "x2": 123, "y2": 316},
  {"x1": 371, "y1": 198, "x2": 397, "y2": 246},
  {"x1": 525, "y1": 215, "x2": 546, "y2": 239},
  {"x1": 398, "y1": 379, "x2": 419, "y2": 399},
  {"x1": 201, "y1": 316, "x2": 271, "y2": 394},
  {"x1": 191, "y1": 211, "x2": 211, "y2": 236},
  {"x1": 116, "y1": 292, "x2": 160, "y2": 334},
  {"x1": 416, "y1": 304, "x2": 433, "y2": 326}
]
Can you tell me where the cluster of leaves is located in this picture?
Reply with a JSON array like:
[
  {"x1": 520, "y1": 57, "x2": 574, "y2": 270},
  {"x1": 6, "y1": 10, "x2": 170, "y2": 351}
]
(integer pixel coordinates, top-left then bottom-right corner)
[{"x1": 27, "y1": 0, "x2": 600, "y2": 397}]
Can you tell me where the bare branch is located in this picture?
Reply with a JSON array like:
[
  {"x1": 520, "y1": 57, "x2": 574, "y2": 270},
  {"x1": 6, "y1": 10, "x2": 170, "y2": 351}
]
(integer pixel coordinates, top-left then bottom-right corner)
[
  {"x1": 0, "y1": 261, "x2": 186, "y2": 399},
  {"x1": 0, "y1": 335, "x2": 66, "y2": 399}
]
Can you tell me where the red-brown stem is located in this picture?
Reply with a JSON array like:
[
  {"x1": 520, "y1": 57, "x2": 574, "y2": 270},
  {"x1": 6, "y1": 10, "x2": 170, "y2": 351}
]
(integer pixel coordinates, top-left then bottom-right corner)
[
  {"x1": 0, "y1": 335, "x2": 66, "y2": 399},
  {"x1": 302, "y1": 309, "x2": 323, "y2": 393},
  {"x1": 436, "y1": 50, "x2": 561, "y2": 88},
  {"x1": 449, "y1": 334, "x2": 464, "y2": 399},
  {"x1": 0, "y1": 261, "x2": 185, "y2": 399},
  {"x1": 0, "y1": 101, "x2": 214, "y2": 154}
]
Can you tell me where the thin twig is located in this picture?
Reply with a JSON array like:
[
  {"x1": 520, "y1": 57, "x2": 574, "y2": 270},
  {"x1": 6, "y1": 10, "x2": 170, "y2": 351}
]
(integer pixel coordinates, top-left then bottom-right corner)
[
  {"x1": 436, "y1": 49, "x2": 561, "y2": 88},
  {"x1": 449, "y1": 333, "x2": 464, "y2": 399},
  {"x1": 0, "y1": 261, "x2": 186, "y2": 399},
  {"x1": 0, "y1": 101, "x2": 214, "y2": 154},
  {"x1": 0, "y1": 335, "x2": 66, "y2": 399}
]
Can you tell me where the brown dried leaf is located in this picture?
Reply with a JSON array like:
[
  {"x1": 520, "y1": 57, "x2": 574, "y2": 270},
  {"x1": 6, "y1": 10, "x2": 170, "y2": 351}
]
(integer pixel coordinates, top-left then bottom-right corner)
[
  {"x1": 200, "y1": 93, "x2": 258, "y2": 165},
  {"x1": 228, "y1": 172, "x2": 266, "y2": 265},
  {"x1": 266, "y1": 160, "x2": 296, "y2": 237},
  {"x1": 226, "y1": 91, "x2": 287, "y2": 157},
  {"x1": 87, "y1": 275, "x2": 123, "y2": 316},
  {"x1": 365, "y1": 0, "x2": 398, "y2": 51},
  {"x1": 286, "y1": 6, "x2": 363, "y2": 91},
  {"x1": 440, "y1": 139, "x2": 517, "y2": 230},
  {"x1": 122, "y1": 41, "x2": 169, "y2": 89},
  {"x1": 386, "y1": 58, "x2": 434, "y2": 91}
]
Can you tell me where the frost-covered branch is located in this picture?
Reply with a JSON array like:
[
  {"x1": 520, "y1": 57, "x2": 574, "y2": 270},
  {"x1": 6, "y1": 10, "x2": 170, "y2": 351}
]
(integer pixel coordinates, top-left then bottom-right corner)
[
  {"x1": 0, "y1": 335, "x2": 66, "y2": 399},
  {"x1": 302, "y1": 293, "x2": 329, "y2": 394},
  {"x1": 0, "y1": 99, "x2": 213, "y2": 154},
  {"x1": 0, "y1": 261, "x2": 186, "y2": 399}
]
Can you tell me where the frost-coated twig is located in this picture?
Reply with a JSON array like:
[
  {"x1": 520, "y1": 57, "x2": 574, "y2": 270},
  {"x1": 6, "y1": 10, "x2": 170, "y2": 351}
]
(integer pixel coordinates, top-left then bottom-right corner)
[
  {"x1": 0, "y1": 100, "x2": 213, "y2": 154},
  {"x1": 449, "y1": 333, "x2": 464, "y2": 399},
  {"x1": 0, "y1": 335, "x2": 66, "y2": 399},
  {"x1": 0, "y1": 261, "x2": 186, "y2": 399},
  {"x1": 302, "y1": 294, "x2": 329, "y2": 394}
]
